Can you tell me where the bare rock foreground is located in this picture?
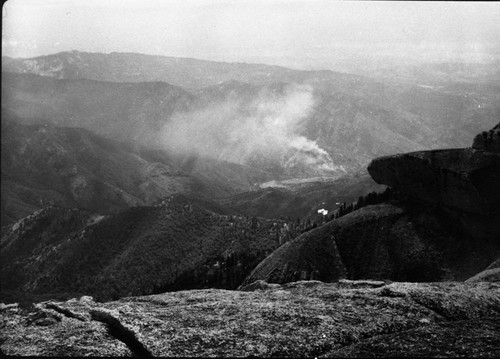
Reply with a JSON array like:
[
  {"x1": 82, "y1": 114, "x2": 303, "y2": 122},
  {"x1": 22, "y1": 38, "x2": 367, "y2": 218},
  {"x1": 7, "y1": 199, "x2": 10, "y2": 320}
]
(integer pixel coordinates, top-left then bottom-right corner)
[{"x1": 2, "y1": 280, "x2": 499, "y2": 357}]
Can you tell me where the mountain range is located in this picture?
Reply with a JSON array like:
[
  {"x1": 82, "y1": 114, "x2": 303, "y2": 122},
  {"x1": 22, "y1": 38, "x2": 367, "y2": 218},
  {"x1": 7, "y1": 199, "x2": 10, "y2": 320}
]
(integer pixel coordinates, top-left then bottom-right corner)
[
  {"x1": 2, "y1": 119, "x2": 499, "y2": 304},
  {"x1": 1, "y1": 52, "x2": 500, "y2": 293},
  {"x1": 4, "y1": 51, "x2": 499, "y2": 167},
  {"x1": 2, "y1": 51, "x2": 499, "y2": 227},
  {"x1": 2, "y1": 51, "x2": 500, "y2": 357},
  {"x1": 1, "y1": 194, "x2": 298, "y2": 303}
]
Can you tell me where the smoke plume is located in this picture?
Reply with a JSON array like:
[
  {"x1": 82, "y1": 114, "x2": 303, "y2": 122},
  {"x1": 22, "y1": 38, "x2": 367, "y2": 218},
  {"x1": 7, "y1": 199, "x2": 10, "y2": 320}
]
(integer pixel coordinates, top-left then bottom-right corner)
[{"x1": 161, "y1": 83, "x2": 337, "y2": 175}]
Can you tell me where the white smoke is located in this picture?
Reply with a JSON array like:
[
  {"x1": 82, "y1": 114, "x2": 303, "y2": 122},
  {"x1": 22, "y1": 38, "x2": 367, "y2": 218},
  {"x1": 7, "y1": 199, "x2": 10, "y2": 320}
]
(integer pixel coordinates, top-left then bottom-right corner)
[{"x1": 161, "y1": 83, "x2": 336, "y2": 173}]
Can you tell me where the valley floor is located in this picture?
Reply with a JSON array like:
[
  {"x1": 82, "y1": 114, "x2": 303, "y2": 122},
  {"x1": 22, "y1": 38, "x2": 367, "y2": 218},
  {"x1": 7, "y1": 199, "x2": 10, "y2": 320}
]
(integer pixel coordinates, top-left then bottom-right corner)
[{"x1": 1, "y1": 280, "x2": 499, "y2": 357}]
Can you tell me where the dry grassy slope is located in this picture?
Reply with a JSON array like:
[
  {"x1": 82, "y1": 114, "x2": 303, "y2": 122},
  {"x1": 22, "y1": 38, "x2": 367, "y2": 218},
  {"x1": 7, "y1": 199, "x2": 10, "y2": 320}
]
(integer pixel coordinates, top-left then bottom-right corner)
[
  {"x1": 243, "y1": 203, "x2": 500, "y2": 285},
  {"x1": 1, "y1": 281, "x2": 499, "y2": 357},
  {"x1": 0, "y1": 195, "x2": 291, "y2": 302}
]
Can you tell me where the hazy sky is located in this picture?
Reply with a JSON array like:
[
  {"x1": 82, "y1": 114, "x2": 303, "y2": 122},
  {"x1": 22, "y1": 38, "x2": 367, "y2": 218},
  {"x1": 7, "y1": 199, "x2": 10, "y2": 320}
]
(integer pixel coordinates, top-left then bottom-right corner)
[{"x1": 3, "y1": 0, "x2": 500, "y2": 67}]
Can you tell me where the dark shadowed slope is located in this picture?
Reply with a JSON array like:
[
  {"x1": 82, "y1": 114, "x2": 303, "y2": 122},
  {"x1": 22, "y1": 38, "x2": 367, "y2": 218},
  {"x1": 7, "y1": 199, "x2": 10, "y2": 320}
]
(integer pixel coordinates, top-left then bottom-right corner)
[
  {"x1": 239, "y1": 217, "x2": 347, "y2": 287},
  {"x1": 242, "y1": 202, "x2": 500, "y2": 285},
  {"x1": 0, "y1": 195, "x2": 295, "y2": 303},
  {"x1": 1, "y1": 113, "x2": 278, "y2": 225},
  {"x1": 243, "y1": 200, "x2": 500, "y2": 286},
  {"x1": 1, "y1": 117, "x2": 196, "y2": 224}
]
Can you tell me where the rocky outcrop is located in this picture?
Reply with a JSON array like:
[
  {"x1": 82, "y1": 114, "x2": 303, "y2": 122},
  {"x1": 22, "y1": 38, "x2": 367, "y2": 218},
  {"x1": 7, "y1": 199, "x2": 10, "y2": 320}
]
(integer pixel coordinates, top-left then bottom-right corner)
[
  {"x1": 367, "y1": 125, "x2": 500, "y2": 237},
  {"x1": 367, "y1": 148, "x2": 500, "y2": 240},
  {"x1": 472, "y1": 123, "x2": 500, "y2": 152},
  {"x1": 2, "y1": 281, "x2": 500, "y2": 357},
  {"x1": 367, "y1": 148, "x2": 500, "y2": 217},
  {"x1": 238, "y1": 279, "x2": 282, "y2": 291}
]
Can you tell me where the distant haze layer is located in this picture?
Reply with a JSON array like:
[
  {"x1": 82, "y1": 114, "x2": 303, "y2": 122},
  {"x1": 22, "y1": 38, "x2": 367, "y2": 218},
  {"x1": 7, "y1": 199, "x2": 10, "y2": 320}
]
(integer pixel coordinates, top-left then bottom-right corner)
[{"x1": 2, "y1": 0, "x2": 500, "y2": 71}]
